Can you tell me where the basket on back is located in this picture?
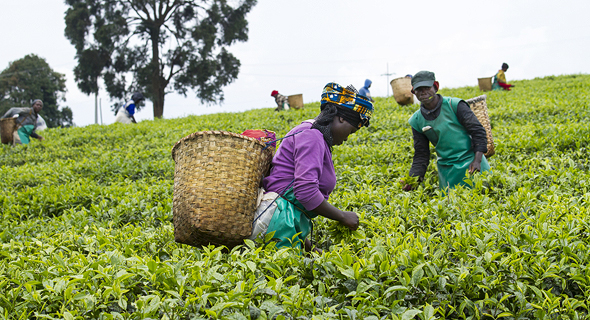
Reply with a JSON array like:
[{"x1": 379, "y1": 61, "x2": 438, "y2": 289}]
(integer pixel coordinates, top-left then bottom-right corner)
[
  {"x1": 390, "y1": 77, "x2": 414, "y2": 105},
  {"x1": 287, "y1": 94, "x2": 304, "y2": 109},
  {"x1": 478, "y1": 77, "x2": 492, "y2": 92},
  {"x1": 171, "y1": 130, "x2": 274, "y2": 248},
  {"x1": 465, "y1": 95, "x2": 495, "y2": 157},
  {"x1": 0, "y1": 118, "x2": 16, "y2": 145}
]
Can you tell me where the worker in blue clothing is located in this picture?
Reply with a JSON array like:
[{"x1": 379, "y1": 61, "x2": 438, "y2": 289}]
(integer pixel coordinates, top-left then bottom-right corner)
[
  {"x1": 115, "y1": 92, "x2": 144, "y2": 124},
  {"x1": 358, "y1": 79, "x2": 375, "y2": 102}
]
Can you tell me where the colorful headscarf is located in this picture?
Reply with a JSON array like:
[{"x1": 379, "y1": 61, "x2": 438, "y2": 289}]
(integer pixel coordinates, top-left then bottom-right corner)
[{"x1": 320, "y1": 82, "x2": 374, "y2": 128}]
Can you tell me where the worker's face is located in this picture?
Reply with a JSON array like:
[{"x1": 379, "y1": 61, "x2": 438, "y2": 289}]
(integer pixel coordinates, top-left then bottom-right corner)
[
  {"x1": 331, "y1": 117, "x2": 358, "y2": 146},
  {"x1": 502, "y1": 66, "x2": 508, "y2": 72},
  {"x1": 32, "y1": 101, "x2": 43, "y2": 113},
  {"x1": 413, "y1": 85, "x2": 437, "y2": 103}
]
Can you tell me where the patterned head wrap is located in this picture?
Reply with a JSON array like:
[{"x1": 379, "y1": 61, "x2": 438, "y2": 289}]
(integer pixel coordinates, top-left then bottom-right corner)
[{"x1": 320, "y1": 82, "x2": 374, "y2": 128}]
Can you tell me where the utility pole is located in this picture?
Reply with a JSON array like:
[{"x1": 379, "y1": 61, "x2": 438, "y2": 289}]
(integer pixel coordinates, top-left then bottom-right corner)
[
  {"x1": 380, "y1": 63, "x2": 395, "y2": 97},
  {"x1": 94, "y1": 92, "x2": 98, "y2": 124}
]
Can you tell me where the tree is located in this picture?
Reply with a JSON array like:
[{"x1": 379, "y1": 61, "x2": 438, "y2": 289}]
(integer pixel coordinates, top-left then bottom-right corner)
[
  {"x1": 0, "y1": 54, "x2": 73, "y2": 128},
  {"x1": 64, "y1": 0, "x2": 257, "y2": 118}
]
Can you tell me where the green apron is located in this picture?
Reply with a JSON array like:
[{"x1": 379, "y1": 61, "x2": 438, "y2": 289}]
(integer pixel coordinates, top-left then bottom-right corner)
[
  {"x1": 491, "y1": 72, "x2": 502, "y2": 91},
  {"x1": 266, "y1": 188, "x2": 318, "y2": 248},
  {"x1": 17, "y1": 125, "x2": 36, "y2": 144},
  {"x1": 409, "y1": 97, "x2": 491, "y2": 190}
]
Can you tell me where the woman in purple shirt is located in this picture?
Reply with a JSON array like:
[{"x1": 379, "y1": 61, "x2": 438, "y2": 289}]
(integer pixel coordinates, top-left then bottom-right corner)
[{"x1": 252, "y1": 82, "x2": 374, "y2": 252}]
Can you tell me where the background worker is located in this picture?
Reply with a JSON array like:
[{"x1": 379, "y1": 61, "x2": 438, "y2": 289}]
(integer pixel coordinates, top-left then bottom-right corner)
[
  {"x1": 358, "y1": 79, "x2": 375, "y2": 102},
  {"x1": 2, "y1": 99, "x2": 44, "y2": 144},
  {"x1": 253, "y1": 83, "x2": 373, "y2": 252},
  {"x1": 115, "y1": 92, "x2": 144, "y2": 123},
  {"x1": 492, "y1": 63, "x2": 515, "y2": 91},
  {"x1": 270, "y1": 90, "x2": 290, "y2": 111},
  {"x1": 404, "y1": 71, "x2": 490, "y2": 191}
]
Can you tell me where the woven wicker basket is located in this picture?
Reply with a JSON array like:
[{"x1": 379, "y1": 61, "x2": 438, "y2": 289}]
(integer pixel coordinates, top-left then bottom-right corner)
[
  {"x1": 287, "y1": 94, "x2": 304, "y2": 109},
  {"x1": 465, "y1": 95, "x2": 495, "y2": 157},
  {"x1": 478, "y1": 77, "x2": 492, "y2": 91},
  {"x1": 390, "y1": 77, "x2": 414, "y2": 105},
  {"x1": 0, "y1": 118, "x2": 16, "y2": 145},
  {"x1": 171, "y1": 130, "x2": 274, "y2": 248}
]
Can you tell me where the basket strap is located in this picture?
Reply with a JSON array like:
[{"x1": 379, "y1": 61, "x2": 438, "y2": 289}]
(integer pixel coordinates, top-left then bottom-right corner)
[
  {"x1": 262, "y1": 130, "x2": 305, "y2": 151},
  {"x1": 16, "y1": 110, "x2": 34, "y2": 128}
]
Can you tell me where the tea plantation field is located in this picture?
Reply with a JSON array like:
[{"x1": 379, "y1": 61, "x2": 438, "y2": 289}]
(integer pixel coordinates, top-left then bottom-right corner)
[{"x1": 1, "y1": 74, "x2": 590, "y2": 319}]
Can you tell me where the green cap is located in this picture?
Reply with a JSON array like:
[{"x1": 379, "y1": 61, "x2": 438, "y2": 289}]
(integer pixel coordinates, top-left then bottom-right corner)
[{"x1": 411, "y1": 71, "x2": 436, "y2": 89}]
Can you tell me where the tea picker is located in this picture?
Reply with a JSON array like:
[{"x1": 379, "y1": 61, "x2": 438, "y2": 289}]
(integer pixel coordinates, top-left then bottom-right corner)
[
  {"x1": 403, "y1": 71, "x2": 491, "y2": 191},
  {"x1": 270, "y1": 90, "x2": 290, "y2": 111},
  {"x1": 115, "y1": 92, "x2": 144, "y2": 123},
  {"x1": 492, "y1": 63, "x2": 515, "y2": 91},
  {"x1": 1, "y1": 99, "x2": 44, "y2": 145},
  {"x1": 358, "y1": 79, "x2": 375, "y2": 102},
  {"x1": 172, "y1": 82, "x2": 374, "y2": 252},
  {"x1": 252, "y1": 82, "x2": 373, "y2": 252}
]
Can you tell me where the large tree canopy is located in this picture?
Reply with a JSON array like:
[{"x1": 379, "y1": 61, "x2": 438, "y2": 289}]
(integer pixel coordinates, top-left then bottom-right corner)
[
  {"x1": 0, "y1": 54, "x2": 73, "y2": 128},
  {"x1": 64, "y1": 0, "x2": 257, "y2": 118}
]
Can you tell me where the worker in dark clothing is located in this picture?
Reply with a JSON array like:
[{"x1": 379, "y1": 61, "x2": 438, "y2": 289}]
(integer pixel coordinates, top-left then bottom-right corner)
[{"x1": 403, "y1": 71, "x2": 490, "y2": 191}]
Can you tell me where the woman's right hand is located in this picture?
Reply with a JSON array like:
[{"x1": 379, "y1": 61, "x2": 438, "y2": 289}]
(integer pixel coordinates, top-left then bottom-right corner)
[
  {"x1": 311, "y1": 200, "x2": 359, "y2": 231},
  {"x1": 340, "y1": 211, "x2": 359, "y2": 231}
]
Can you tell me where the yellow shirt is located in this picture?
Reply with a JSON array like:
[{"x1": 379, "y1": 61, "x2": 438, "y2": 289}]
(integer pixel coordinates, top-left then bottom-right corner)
[{"x1": 496, "y1": 70, "x2": 506, "y2": 83}]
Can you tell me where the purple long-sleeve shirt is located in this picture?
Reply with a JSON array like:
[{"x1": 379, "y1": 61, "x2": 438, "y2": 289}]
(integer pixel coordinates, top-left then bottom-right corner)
[{"x1": 262, "y1": 121, "x2": 336, "y2": 211}]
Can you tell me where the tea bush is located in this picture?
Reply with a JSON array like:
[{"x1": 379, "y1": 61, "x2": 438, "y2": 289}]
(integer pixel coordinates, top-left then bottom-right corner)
[{"x1": 1, "y1": 74, "x2": 590, "y2": 319}]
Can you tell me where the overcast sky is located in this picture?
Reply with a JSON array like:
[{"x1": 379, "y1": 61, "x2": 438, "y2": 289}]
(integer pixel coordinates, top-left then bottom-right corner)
[{"x1": 1, "y1": 0, "x2": 589, "y2": 126}]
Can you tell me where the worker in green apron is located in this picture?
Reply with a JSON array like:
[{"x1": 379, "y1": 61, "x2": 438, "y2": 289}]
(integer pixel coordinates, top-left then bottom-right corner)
[
  {"x1": 252, "y1": 82, "x2": 374, "y2": 252},
  {"x1": 403, "y1": 71, "x2": 490, "y2": 191},
  {"x1": 2, "y1": 99, "x2": 44, "y2": 145}
]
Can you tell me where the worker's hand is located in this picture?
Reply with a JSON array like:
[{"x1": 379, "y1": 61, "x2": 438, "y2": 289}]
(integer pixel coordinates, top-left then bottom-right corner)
[
  {"x1": 339, "y1": 211, "x2": 359, "y2": 231},
  {"x1": 304, "y1": 239, "x2": 323, "y2": 254},
  {"x1": 400, "y1": 178, "x2": 416, "y2": 191},
  {"x1": 469, "y1": 159, "x2": 482, "y2": 174},
  {"x1": 37, "y1": 136, "x2": 44, "y2": 141},
  {"x1": 469, "y1": 152, "x2": 484, "y2": 174}
]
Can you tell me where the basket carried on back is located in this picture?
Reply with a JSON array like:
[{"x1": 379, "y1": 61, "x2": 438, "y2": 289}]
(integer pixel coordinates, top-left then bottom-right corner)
[
  {"x1": 287, "y1": 94, "x2": 304, "y2": 109},
  {"x1": 466, "y1": 95, "x2": 495, "y2": 157},
  {"x1": 478, "y1": 77, "x2": 492, "y2": 92},
  {"x1": 171, "y1": 131, "x2": 274, "y2": 248},
  {"x1": 390, "y1": 77, "x2": 414, "y2": 105},
  {"x1": 0, "y1": 118, "x2": 16, "y2": 145}
]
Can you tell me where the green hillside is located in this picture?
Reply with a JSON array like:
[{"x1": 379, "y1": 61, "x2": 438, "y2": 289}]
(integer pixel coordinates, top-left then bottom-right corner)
[{"x1": 1, "y1": 74, "x2": 590, "y2": 319}]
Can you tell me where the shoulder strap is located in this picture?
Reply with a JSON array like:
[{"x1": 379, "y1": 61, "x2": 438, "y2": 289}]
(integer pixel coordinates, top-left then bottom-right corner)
[{"x1": 16, "y1": 109, "x2": 34, "y2": 127}]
